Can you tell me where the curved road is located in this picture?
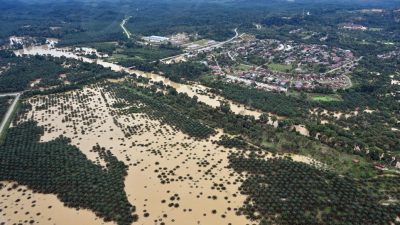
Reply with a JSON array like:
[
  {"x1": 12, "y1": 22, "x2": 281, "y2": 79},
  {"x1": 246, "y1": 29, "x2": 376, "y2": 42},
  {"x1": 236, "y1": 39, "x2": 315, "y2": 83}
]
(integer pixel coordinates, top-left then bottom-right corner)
[
  {"x1": 160, "y1": 28, "x2": 241, "y2": 63},
  {"x1": 121, "y1": 16, "x2": 132, "y2": 39}
]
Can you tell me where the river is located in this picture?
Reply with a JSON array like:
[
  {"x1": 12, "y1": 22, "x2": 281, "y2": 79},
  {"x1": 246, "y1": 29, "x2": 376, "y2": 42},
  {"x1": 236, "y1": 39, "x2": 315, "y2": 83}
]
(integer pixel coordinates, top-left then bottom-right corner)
[{"x1": 15, "y1": 44, "x2": 264, "y2": 119}]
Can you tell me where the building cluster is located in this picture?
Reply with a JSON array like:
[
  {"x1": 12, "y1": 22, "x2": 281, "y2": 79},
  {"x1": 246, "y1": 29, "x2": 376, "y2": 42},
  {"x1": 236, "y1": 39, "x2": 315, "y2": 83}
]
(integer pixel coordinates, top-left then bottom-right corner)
[
  {"x1": 377, "y1": 48, "x2": 400, "y2": 60},
  {"x1": 224, "y1": 74, "x2": 288, "y2": 92},
  {"x1": 142, "y1": 36, "x2": 170, "y2": 43},
  {"x1": 184, "y1": 40, "x2": 219, "y2": 52},
  {"x1": 222, "y1": 39, "x2": 355, "y2": 70},
  {"x1": 168, "y1": 33, "x2": 191, "y2": 46},
  {"x1": 359, "y1": 9, "x2": 384, "y2": 13},
  {"x1": 207, "y1": 38, "x2": 356, "y2": 91},
  {"x1": 342, "y1": 23, "x2": 368, "y2": 31},
  {"x1": 213, "y1": 67, "x2": 352, "y2": 91}
]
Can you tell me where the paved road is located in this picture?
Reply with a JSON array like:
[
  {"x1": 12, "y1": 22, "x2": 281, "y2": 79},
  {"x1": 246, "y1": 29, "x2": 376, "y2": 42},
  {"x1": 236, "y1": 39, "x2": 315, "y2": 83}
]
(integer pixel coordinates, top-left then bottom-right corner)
[
  {"x1": 343, "y1": 75, "x2": 353, "y2": 89},
  {"x1": 0, "y1": 92, "x2": 20, "y2": 97},
  {"x1": 121, "y1": 17, "x2": 132, "y2": 39},
  {"x1": 323, "y1": 56, "x2": 363, "y2": 75},
  {"x1": 213, "y1": 28, "x2": 239, "y2": 48},
  {"x1": 225, "y1": 75, "x2": 288, "y2": 92},
  {"x1": 227, "y1": 51, "x2": 235, "y2": 61},
  {"x1": 0, "y1": 93, "x2": 21, "y2": 137},
  {"x1": 212, "y1": 54, "x2": 225, "y2": 76},
  {"x1": 160, "y1": 28, "x2": 241, "y2": 63}
]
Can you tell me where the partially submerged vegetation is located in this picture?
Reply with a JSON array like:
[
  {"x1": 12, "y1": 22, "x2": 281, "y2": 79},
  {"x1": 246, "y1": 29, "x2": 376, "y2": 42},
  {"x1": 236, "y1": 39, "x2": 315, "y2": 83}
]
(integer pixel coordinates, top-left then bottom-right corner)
[
  {"x1": 0, "y1": 51, "x2": 124, "y2": 93},
  {"x1": 0, "y1": 72, "x2": 398, "y2": 224},
  {"x1": 110, "y1": 83, "x2": 215, "y2": 139},
  {"x1": 0, "y1": 121, "x2": 137, "y2": 225},
  {"x1": 0, "y1": 0, "x2": 399, "y2": 224},
  {"x1": 229, "y1": 155, "x2": 400, "y2": 225},
  {"x1": 104, "y1": 77, "x2": 381, "y2": 179}
]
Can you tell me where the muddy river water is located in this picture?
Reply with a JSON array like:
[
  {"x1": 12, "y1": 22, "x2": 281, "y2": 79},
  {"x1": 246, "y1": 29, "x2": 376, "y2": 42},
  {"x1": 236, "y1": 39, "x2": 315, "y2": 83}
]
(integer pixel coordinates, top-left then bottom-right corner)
[{"x1": 15, "y1": 45, "x2": 263, "y2": 119}]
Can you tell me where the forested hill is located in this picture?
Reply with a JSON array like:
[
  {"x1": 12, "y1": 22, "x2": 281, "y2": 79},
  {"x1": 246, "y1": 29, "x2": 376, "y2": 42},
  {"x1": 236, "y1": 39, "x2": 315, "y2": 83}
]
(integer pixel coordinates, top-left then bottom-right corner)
[{"x1": 1, "y1": 0, "x2": 399, "y2": 44}]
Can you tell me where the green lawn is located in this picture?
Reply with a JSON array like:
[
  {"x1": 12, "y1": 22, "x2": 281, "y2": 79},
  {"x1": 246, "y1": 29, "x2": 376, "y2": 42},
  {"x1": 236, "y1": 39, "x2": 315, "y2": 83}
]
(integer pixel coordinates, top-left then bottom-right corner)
[
  {"x1": 109, "y1": 48, "x2": 180, "y2": 62},
  {"x1": 260, "y1": 132, "x2": 377, "y2": 178},
  {"x1": 113, "y1": 47, "x2": 181, "y2": 62},
  {"x1": 84, "y1": 41, "x2": 118, "y2": 47},
  {"x1": 268, "y1": 63, "x2": 292, "y2": 72},
  {"x1": 191, "y1": 39, "x2": 211, "y2": 46},
  {"x1": 310, "y1": 95, "x2": 342, "y2": 102},
  {"x1": 237, "y1": 64, "x2": 254, "y2": 71},
  {"x1": 301, "y1": 144, "x2": 378, "y2": 178}
]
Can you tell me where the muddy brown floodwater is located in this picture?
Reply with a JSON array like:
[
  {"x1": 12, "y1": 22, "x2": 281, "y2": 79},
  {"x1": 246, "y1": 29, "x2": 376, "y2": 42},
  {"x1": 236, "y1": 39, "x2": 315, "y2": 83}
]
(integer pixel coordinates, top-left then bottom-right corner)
[
  {"x1": 13, "y1": 86, "x2": 253, "y2": 225},
  {"x1": 2, "y1": 85, "x2": 317, "y2": 225},
  {"x1": 6, "y1": 44, "x2": 322, "y2": 224},
  {"x1": 0, "y1": 181, "x2": 113, "y2": 225},
  {"x1": 15, "y1": 45, "x2": 262, "y2": 119}
]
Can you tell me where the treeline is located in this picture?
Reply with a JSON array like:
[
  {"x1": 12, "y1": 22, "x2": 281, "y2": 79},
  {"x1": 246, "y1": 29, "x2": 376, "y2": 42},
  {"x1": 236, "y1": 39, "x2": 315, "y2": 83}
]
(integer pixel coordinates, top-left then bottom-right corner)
[
  {"x1": 252, "y1": 8, "x2": 400, "y2": 57},
  {"x1": 0, "y1": 0, "x2": 126, "y2": 45},
  {"x1": 125, "y1": 1, "x2": 242, "y2": 41},
  {"x1": 203, "y1": 79, "x2": 309, "y2": 117},
  {"x1": 1, "y1": 0, "x2": 399, "y2": 49},
  {"x1": 0, "y1": 0, "x2": 254, "y2": 44},
  {"x1": 229, "y1": 155, "x2": 400, "y2": 225},
  {"x1": 159, "y1": 62, "x2": 210, "y2": 82},
  {"x1": 117, "y1": 59, "x2": 209, "y2": 82},
  {"x1": 305, "y1": 55, "x2": 400, "y2": 159},
  {"x1": 200, "y1": 76, "x2": 400, "y2": 167},
  {"x1": 108, "y1": 41, "x2": 182, "y2": 70},
  {"x1": 307, "y1": 111, "x2": 400, "y2": 162},
  {"x1": 108, "y1": 77, "x2": 374, "y2": 178},
  {"x1": 109, "y1": 83, "x2": 215, "y2": 139},
  {"x1": 0, "y1": 51, "x2": 124, "y2": 93},
  {"x1": 0, "y1": 51, "x2": 65, "y2": 92}
]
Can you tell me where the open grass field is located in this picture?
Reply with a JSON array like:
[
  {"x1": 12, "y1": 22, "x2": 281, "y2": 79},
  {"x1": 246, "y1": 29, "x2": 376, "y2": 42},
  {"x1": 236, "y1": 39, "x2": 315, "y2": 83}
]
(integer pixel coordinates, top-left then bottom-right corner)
[
  {"x1": 190, "y1": 39, "x2": 212, "y2": 46},
  {"x1": 267, "y1": 63, "x2": 292, "y2": 72},
  {"x1": 308, "y1": 93, "x2": 342, "y2": 102},
  {"x1": 237, "y1": 63, "x2": 254, "y2": 71},
  {"x1": 81, "y1": 42, "x2": 118, "y2": 53},
  {"x1": 111, "y1": 47, "x2": 182, "y2": 62}
]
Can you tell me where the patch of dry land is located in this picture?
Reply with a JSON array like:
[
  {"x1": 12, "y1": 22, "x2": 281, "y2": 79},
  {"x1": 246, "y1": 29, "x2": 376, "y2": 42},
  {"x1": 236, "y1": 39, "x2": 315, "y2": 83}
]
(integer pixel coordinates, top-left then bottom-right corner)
[{"x1": 1, "y1": 83, "x2": 315, "y2": 225}]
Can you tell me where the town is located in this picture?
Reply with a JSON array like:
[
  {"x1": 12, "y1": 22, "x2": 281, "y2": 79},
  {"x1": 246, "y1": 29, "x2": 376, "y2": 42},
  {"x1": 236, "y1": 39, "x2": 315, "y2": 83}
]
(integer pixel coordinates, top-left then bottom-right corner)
[
  {"x1": 207, "y1": 36, "x2": 357, "y2": 91},
  {"x1": 146, "y1": 33, "x2": 358, "y2": 92}
]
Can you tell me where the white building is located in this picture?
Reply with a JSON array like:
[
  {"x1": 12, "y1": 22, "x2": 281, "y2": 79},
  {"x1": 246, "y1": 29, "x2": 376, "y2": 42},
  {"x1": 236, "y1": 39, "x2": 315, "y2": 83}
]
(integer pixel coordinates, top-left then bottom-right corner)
[{"x1": 142, "y1": 36, "x2": 170, "y2": 43}]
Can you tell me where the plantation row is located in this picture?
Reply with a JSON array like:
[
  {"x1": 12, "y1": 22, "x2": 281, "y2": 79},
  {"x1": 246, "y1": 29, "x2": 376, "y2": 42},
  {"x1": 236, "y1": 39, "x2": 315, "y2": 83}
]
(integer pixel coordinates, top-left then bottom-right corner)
[
  {"x1": 229, "y1": 155, "x2": 400, "y2": 225},
  {"x1": 108, "y1": 84, "x2": 215, "y2": 139},
  {"x1": 0, "y1": 51, "x2": 125, "y2": 94},
  {"x1": 0, "y1": 121, "x2": 137, "y2": 225},
  {"x1": 203, "y1": 71, "x2": 400, "y2": 168},
  {"x1": 0, "y1": 96, "x2": 12, "y2": 121},
  {"x1": 105, "y1": 79, "x2": 381, "y2": 178},
  {"x1": 216, "y1": 135, "x2": 248, "y2": 149}
]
